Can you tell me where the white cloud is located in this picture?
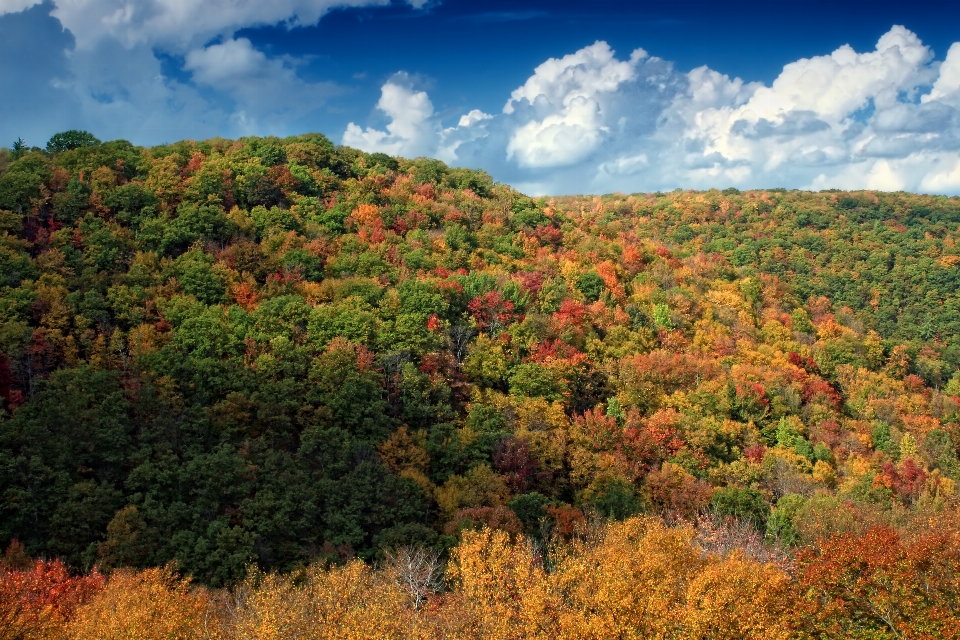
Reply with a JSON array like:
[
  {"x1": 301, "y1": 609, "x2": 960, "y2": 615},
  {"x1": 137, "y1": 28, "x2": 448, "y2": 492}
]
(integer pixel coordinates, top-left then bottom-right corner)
[
  {"x1": 0, "y1": 0, "x2": 42, "y2": 13},
  {"x1": 351, "y1": 27, "x2": 960, "y2": 195},
  {"x1": 506, "y1": 95, "x2": 606, "y2": 168},
  {"x1": 921, "y1": 157, "x2": 960, "y2": 192},
  {"x1": 458, "y1": 109, "x2": 492, "y2": 127},
  {"x1": 674, "y1": 24, "x2": 939, "y2": 188},
  {"x1": 184, "y1": 37, "x2": 336, "y2": 130},
  {"x1": 502, "y1": 41, "x2": 646, "y2": 168},
  {"x1": 7, "y1": 1, "x2": 960, "y2": 198},
  {"x1": 0, "y1": 0, "x2": 428, "y2": 146},
  {"x1": 925, "y1": 43, "x2": 960, "y2": 105},
  {"x1": 503, "y1": 41, "x2": 644, "y2": 114},
  {"x1": 598, "y1": 153, "x2": 648, "y2": 176},
  {"x1": 0, "y1": 0, "x2": 425, "y2": 51},
  {"x1": 342, "y1": 75, "x2": 439, "y2": 157}
]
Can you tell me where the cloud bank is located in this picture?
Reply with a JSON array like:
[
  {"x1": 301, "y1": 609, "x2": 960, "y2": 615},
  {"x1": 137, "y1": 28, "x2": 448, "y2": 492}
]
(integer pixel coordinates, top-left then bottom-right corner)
[
  {"x1": 3, "y1": 1, "x2": 960, "y2": 195},
  {"x1": 345, "y1": 27, "x2": 960, "y2": 194},
  {"x1": 0, "y1": 0, "x2": 422, "y2": 145}
]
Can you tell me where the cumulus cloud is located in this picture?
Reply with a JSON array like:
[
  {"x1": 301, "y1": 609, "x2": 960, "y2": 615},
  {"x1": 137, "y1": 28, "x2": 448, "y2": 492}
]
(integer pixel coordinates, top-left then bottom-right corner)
[
  {"x1": 0, "y1": 0, "x2": 433, "y2": 50},
  {"x1": 500, "y1": 42, "x2": 646, "y2": 168},
  {"x1": 342, "y1": 74, "x2": 439, "y2": 157},
  {"x1": 347, "y1": 27, "x2": 960, "y2": 195},
  {"x1": 184, "y1": 37, "x2": 337, "y2": 131},
  {"x1": 925, "y1": 43, "x2": 960, "y2": 106},
  {"x1": 0, "y1": 0, "x2": 426, "y2": 146}
]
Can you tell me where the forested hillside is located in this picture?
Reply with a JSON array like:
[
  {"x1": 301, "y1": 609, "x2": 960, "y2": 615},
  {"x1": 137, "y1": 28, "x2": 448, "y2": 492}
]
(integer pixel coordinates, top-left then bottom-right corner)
[{"x1": 3, "y1": 132, "x2": 960, "y2": 635}]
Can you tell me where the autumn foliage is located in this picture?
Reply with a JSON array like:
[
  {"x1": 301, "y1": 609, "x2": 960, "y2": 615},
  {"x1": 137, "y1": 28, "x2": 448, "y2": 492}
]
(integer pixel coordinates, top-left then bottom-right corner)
[
  {"x1": 5, "y1": 512, "x2": 960, "y2": 638},
  {"x1": 0, "y1": 557, "x2": 102, "y2": 639},
  {"x1": 6, "y1": 133, "x2": 960, "y2": 633}
]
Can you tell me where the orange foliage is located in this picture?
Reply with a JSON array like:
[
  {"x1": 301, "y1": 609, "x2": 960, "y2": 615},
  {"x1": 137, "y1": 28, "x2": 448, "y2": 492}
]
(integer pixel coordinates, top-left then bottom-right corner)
[
  {"x1": 797, "y1": 523, "x2": 960, "y2": 638},
  {"x1": 230, "y1": 281, "x2": 259, "y2": 311},
  {"x1": 0, "y1": 555, "x2": 103, "y2": 640}
]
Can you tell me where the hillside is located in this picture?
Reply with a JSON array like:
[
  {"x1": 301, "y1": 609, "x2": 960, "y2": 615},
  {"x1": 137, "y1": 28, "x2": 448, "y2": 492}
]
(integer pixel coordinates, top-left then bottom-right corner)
[{"x1": 2, "y1": 130, "x2": 960, "y2": 601}]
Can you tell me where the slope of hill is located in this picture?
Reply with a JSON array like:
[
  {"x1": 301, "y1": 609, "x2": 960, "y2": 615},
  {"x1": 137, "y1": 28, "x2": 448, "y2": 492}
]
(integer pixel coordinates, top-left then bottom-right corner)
[{"x1": 2, "y1": 132, "x2": 960, "y2": 590}]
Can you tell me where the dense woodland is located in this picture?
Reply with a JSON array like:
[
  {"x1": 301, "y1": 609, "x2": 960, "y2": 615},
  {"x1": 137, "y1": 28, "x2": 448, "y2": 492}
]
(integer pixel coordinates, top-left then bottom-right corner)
[{"x1": 3, "y1": 131, "x2": 960, "y2": 637}]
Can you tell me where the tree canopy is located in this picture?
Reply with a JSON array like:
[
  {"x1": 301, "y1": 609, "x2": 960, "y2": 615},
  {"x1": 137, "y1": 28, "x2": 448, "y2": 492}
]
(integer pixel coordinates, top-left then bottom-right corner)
[{"x1": 2, "y1": 132, "x2": 960, "y2": 605}]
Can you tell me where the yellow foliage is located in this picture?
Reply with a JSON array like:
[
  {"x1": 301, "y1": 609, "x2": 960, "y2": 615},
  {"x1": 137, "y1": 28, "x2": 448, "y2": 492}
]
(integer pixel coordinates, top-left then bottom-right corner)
[
  {"x1": 230, "y1": 562, "x2": 411, "y2": 640},
  {"x1": 510, "y1": 397, "x2": 570, "y2": 474},
  {"x1": 684, "y1": 553, "x2": 795, "y2": 639},
  {"x1": 62, "y1": 519, "x2": 801, "y2": 639},
  {"x1": 68, "y1": 566, "x2": 217, "y2": 640},
  {"x1": 444, "y1": 528, "x2": 552, "y2": 639},
  {"x1": 812, "y1": 460, "x2": 837, "y2": 487},
  {"x1": 551, "y1": 518, "x2": 703, "y2": 639},
  {"x1": 378, "y1": 426, "x2": 430, "y2": 477}
]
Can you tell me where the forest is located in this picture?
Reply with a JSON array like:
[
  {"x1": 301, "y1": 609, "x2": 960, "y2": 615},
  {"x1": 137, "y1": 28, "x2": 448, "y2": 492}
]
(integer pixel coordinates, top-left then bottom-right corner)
[{"x1": 2, "y1": 130, "x2": 960, "y2": 638}]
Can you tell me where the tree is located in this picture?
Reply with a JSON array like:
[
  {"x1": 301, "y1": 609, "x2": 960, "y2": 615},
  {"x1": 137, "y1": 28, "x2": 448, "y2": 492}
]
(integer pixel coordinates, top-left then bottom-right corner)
[
  {"x1": 797, "y1": 524, "x2": 960, "y2": 638},
  {"x1": 46, "y1": 130, "x2": 100, "y2": 152},
  {"x1": 381, "y1": 545, "x2": 443, "y2": 611},
  {"x1": 10, "y1": 139, "x2": 26, "y2": 160},
  {"x1": 0, "y1": 557, "x2": 104, "y2": 640},
  {"x1": 67, "y1": 566, "x2": 212, "y2": 640}
]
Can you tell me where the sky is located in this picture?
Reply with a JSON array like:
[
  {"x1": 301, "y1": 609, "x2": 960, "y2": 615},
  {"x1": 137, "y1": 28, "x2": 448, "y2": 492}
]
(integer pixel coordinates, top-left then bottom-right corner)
[{"x1": 2, "y1": 0, "x2": 960, "y2": 195}]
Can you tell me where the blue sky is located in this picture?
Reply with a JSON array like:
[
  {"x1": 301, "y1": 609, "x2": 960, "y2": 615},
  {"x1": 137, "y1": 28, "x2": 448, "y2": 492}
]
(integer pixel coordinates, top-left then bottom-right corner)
[{"x1": 2, "y1": 0, "x2": 960, "y2": 194}]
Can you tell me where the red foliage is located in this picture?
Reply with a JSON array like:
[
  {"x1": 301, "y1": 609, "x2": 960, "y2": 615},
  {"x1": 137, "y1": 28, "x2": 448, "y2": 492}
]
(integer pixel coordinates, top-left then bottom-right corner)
[
  {"x1": 468, "y1": 291, "x2": 514, "y2": 335},
  {"x1": 265, "y1": 266, "x2": 304, "y2": 292},
  {"x1": 392, "y1": 209, "x2": 427, "y2": 233},
  {"x1": 644, "y1": 464, "x2": 714, "y2": 519},
  {"x1": 180, "y1": 152, "x2": 205, "y2": 177},
  {"x1": 576, "y1": 407, "x2": 682, "y2": 477},
  {"x1": 415, "y1": 183, "x2": 436, "y2": 200},
  {"x1": 736, "y1": 382, "x2": 770, "y2": 408},
  {"x1": 578, "y1": 407, "x2": 622, "y2": 453},
  {"x1": 268, "y1": 164, "x2": 301, "y2": 199},
  {"x1": 533, "y1": 224, "x2": 563, "y2": 247},
  {"x1": 443, "y1": 210, "x2": 467, "y2": 224},
  {"x1": 0, "y1": 555, "x2": 104, "y2": 635},
  {"x1": 353, "y1": 344, "x2": 377, "y2": 373},
  {"x1": 802, "y1": 377, "x2": 842, "y2": 409},
  {"x1": 810, "y1": 419, "x2": 842, "y2": 448},
  {"x1": 29, "y1": 329, "x2": 59, "y2": 379},
  {"x1": 221, "y1": 169, "x2": 235, "y2": 209},
  {"x1": 743, "y1": 444, "x2": 766, "y2": 464},
  {"x1": 875, "y1": 459, "x2": 927, "y2": 503},
  {"x1": 553, "y1": 298, "x2": 586, "y2": 328},
  {"x1": 493, "y1": 437, "x2": 541, "y2": 493},
  {"x1": 516, "y1": 271, "x2": 545, "y2": 297},
  {"x1": 620, "y1": 350, "x2": 705, "y2": 396},
  {"x1": 544, "y1": 505, "x2": 586, "y2": 538},
  {"x1": 903, "y1": 374, "x2": 928, "y2": 393},
  {"x1": 641, "y1": 409, "x2": 687, "y2": 459},
  {"x1": 807, "y1": 296, "x2": 833, "y2": 323},
  {"x1": 788, "y1": 351, "x2": 820, "y2": 375},
  {"x1": 621, "y1": 247, "x2": 645, "y2": 276},
  {"x1": 529, "y1": 339, "x2": 582, "y2": 363},
  {"x1": 231, "y1": 282, "x2": 259, "y2": 311}
]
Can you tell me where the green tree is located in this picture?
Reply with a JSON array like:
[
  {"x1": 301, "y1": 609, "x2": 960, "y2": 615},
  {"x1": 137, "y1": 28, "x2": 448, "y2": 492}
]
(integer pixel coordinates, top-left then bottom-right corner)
[
  {"x1": 712, "y1": 487, "x2": 768, "y2": 527},
  {"x1": 46, "y1": 130, "x2": 100, "y2": 152}
]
